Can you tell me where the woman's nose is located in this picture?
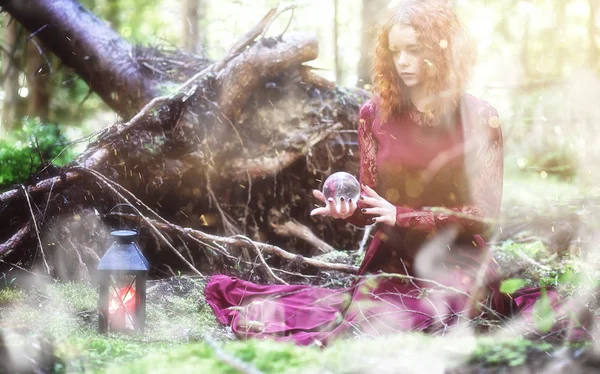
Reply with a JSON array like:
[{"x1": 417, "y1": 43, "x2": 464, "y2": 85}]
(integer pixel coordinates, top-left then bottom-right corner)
[{"x1": 396, "y1": 51, "x2": 410, "y2": 68}]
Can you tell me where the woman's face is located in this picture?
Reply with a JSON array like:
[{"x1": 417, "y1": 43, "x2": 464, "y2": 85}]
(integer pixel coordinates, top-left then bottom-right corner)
[{"x1": 387, "y1": 24, "x2": 423, "y2": 88}]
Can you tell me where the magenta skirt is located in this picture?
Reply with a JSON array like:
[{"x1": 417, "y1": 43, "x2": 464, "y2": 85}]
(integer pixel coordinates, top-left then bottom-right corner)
[{"x1": 205, "y1": 231, "x2": 581, "y2": 345}]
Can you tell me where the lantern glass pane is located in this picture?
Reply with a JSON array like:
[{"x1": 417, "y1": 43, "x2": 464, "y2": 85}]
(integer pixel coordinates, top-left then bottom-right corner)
[{"x1": 108, "y1": 274, "x2": 137, "y2": 331}]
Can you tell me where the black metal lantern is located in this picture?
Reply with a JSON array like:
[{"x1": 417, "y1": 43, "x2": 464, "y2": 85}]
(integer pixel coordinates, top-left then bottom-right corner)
[{"x1": 97, "y1": 229, "x2": 149, "y2": 333}]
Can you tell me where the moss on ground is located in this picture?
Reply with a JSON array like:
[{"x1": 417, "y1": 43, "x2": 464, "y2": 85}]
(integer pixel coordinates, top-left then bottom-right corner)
[{"x1": 0, "y1": 276, "x2": 227, "y2": 372}]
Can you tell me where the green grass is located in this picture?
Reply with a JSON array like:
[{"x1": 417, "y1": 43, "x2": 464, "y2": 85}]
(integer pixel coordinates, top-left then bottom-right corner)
[
  {"x1": 0, "y1": 287, "x2": 24, "y2": 306},
  {"x1": 1, "y1": 281, "x2": 522, "y2": 374},
  {"x1": 470, "y1": 336, "x2": 554, "y2": 367},
  {"x1": 0, "y1": 278, "x2": 222, "y2": 372}
]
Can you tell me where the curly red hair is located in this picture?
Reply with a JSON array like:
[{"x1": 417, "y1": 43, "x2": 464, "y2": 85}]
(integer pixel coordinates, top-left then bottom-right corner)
[{"x1": 372, "y1": 0, "x2": 476, "y2": 124}]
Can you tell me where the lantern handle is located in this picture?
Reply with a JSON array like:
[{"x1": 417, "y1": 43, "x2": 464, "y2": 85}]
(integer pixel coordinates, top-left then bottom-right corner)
[{"x1": 107, "y1": 203, "x2": 142, "y2": 233}]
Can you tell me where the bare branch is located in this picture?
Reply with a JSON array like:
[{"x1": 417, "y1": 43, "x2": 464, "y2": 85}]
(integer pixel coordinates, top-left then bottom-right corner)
[
  {"x1": 20, "y1": 185, "x2": 50, "y2": 274},
  {"x1": 272, "y1": 220, "x2": 336, "y2": 254},
  {"x1": 0, "y1": 224, "x2": 30, "y2": 257}
]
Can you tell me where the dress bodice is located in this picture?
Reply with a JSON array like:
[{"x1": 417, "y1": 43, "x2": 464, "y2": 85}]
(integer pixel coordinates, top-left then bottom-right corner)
[{"x1": 372, "y1": 108, "x2": 471, "y2": 209}]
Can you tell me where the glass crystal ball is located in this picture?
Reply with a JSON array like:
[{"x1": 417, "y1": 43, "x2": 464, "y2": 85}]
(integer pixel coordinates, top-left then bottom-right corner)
[{"x1": 322, "y1": 172, "x2": 360, "y2": 202}]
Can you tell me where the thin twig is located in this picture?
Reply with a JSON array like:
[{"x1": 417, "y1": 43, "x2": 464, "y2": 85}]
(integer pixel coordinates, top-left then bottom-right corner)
[
  {"x1": 259, "y1": 5, "x2": 296, "y2": 39},
  {"x1": 235, "y1": 235, "x2": 288, "y2": 285},
  {"x1": 76, "y1": 166, "x2": 201, "y2": 275},
  {"x1": 80, "y1": 166, "x2": 171, "y2": 226},
  {"x1": 359, "y1": 272, "x2": 505, "y2": 321},
  {"x1": 20, "y1": 185, "x2": 50, "y2": 274},
  {"x1": 215, "y1": 8, "x2": 278, "y2": 72},
  {"x1": 205, "y1": 171, "x2": 241, "y2": 236},
  {"x1": 0, "y1": 260, "x2": 51, "y2": 279},
  {"x1": 42, "y1": 179, "x2": 55, "y2": 220},
  {"x1": 204, "y1": 335, "x2": 264, "y2": 374}
]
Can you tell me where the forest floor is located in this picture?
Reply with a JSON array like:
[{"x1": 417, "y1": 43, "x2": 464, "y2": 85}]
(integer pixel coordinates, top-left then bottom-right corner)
[{"x1": 1, "y1": 173, "x2": 600, "y2": 373}]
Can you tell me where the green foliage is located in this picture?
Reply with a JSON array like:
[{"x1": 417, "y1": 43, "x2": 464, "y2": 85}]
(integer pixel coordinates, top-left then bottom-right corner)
[
  {"x1": 472, "y1": 337, "x2": 553, "y2": 367},
  {"x1": 532, "y1": 288, "x2": 555, "y2": 333},
  {"x1": 518, "y1": 144, "x2": 579, "y2": 181},
  {"x1": 499, "y1": 278, "x2": 529, "y2": 294},
  {"x1": 0, "y1": 118, "x2": 76, "y2": 188},
  {"x1": 498, "y1": 240, "x2": 547, "y2": 259}
]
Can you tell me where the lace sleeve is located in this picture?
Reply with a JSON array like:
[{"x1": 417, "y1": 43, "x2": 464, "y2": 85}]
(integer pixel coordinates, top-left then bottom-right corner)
[
  {"x1": 394, "y1": 105, "x2": 503, "y2": 237},
  {"x1": 347, "y1": 100, "x2": 379, "y2": 227}
]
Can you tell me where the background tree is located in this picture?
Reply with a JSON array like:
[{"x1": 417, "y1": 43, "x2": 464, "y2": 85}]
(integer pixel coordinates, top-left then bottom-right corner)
[
  {"x1": 25, "y1": 37, "x2": 51, "y2": 122},
  {"x1": 1, "y1": 18, "x2": 22, "y2": 135},
  {"x1": 182, "y1": 0, "x2": 206, "y2": 54},
  {"x1": 356, "y1": 0, "x2": 387, "y2": 88}
]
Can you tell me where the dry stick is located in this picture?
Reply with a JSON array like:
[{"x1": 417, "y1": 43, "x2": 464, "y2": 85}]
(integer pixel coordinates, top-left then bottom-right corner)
[
  {"x1": 42, "y1": 179, "x2": 55, "y2": 219},
  {"x1": 361, "y1": 272, "x2": 505, "y2": 322},
  {"x1": 177, "y1": 234, "x2": 196, "y2": 267},
  {"x1": 259, "y1": 5, "x2": 296, "y2": 40},
  {"x1": 272, "y1": 220, "x2": 336, "y2": 254},
  {"x1": 204, "y1": 171, "x2": 242, "y2": 236},
  {"x1": 0, "y1": 259, "x2": 52, "y2": 279},
  {"x1": 76, "y1": 167, "x2": 201, "y2": 276},
  {"x1": 0, "y1": 170, "x2": 80, "y2": 206},
  {"x1": 357, "y1": 225, "x2": 373, "y2": 254},
  {"x1": 79, "y1": 165, "x2": 171, "y2": 226},
  {"x1": 187, "y1": 233, "x2": 313, "y2": 280},
  {"x1": 214, "y1": 8, "x2": 278, "y2": 72},
  {"x1": 235, "y1": 235, "x2": 288, "y2": 285},
  {"x1": 20, "y1": 185, "x2": 50, "y2": 274},
  {"x1": 186, "y1": 233, "x2": 237, "y2": 261},
  {"x1": 139, "y1": 217, "x2": 359, "y2": 274},
  {"x1": 220, "y1": 115, "x2": 253, "y2": 234},
  {"x1": 0, "y1": 224, "x2": 30, "y2": 257}
]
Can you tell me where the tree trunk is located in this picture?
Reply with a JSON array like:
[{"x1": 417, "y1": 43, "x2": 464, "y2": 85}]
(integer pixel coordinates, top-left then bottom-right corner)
[
  {"x1": 521, "y1": 15, "x2": 532, "y2": 80},
  {"x1": 554, "y1": 0, "x2": 567, "y2": 74},
  {"x1": 106, "y1": 0, "x2": 120, "y2": 32},
  {"x1": 0, "y1": 0, "x2": 369, "y2": 280},
  {"x1": 333, "y1": 0, "x2": 341, "y2": 83},
  {"x1": 1, "y1": 0, "x2": 159, "y2": 119},
  {"x1": 356, "y1": 0, "x2": 386, "y2": 88},
  {"x1": 1, "y1": 18, "x2": 22, "y2": 136},
  {"x1": 25, "y1": 37, "x2": 51, "y2": 122},
  {"x1": 589, "y1": 0, "x2": 599, "y2": 71},
  {"x1": 182, "y1": 0, "x2": 206, "y2": 54}
]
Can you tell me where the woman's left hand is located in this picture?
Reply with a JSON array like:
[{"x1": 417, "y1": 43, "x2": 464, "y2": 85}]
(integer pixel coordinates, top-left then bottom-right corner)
[{"x1": 359, "y1": 184, "x2": 397, "y2": 227}]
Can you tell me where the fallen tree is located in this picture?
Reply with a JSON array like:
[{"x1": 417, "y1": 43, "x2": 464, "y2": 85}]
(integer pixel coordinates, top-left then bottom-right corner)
[{"x1": 0, "y1": 0, "x2": 369, "y2": 283}]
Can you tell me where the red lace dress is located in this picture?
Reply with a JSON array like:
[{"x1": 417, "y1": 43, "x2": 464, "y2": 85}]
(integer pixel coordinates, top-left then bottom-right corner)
[{"x1": 204, "y1": 95, "x2": 549, "y2": 346}]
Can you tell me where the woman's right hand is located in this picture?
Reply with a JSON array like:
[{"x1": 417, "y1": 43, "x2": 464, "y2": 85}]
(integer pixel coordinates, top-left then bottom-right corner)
[{"x1": 310, "y1": 189, "x2": 357, "y2": 219}]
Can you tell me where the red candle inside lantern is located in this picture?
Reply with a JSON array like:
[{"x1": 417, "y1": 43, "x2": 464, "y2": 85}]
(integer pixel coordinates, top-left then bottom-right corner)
[{"x1": 108, "y1": 285, "x2": 137, "y2": 331}]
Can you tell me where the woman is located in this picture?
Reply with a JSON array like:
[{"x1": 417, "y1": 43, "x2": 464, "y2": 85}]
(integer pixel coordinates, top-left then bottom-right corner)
[{"x1": 206, "y1": 0, "x2": 553, "y2": 346}]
